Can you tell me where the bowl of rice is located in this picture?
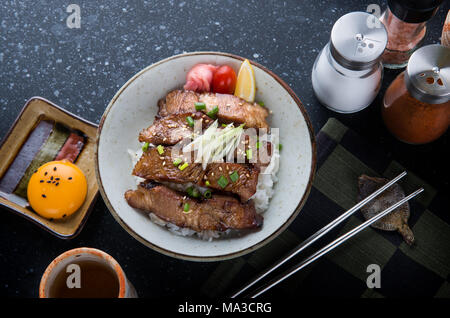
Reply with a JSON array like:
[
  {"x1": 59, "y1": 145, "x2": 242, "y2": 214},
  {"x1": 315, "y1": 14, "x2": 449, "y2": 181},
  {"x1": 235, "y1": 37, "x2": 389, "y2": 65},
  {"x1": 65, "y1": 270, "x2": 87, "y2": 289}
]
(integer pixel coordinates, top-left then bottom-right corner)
[{"x1": 96, "y1": 52, "x2": 316, "y2": 261}]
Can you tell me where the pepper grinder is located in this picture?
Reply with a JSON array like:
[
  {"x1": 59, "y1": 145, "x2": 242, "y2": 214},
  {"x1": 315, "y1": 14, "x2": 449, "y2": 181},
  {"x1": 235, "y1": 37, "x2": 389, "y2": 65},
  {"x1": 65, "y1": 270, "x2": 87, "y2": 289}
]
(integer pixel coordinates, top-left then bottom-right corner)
[
  {"x1": 380, "y1": 0, "x2": 444, "y2": 69},
  {"x1": 312, "y1": 12, "x2": 388, "y2": 113}
]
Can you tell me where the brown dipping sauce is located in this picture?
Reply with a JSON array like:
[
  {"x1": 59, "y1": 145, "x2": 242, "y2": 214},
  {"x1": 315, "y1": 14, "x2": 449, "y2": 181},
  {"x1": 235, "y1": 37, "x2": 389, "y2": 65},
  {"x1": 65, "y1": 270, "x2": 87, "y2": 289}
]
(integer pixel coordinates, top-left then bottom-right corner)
[
  {"x1": 382, "y1": 72, "x2": 450, "y2": 144},
  {"x1": 49, "y1": 260, "x2": 120, "y2": 298}
]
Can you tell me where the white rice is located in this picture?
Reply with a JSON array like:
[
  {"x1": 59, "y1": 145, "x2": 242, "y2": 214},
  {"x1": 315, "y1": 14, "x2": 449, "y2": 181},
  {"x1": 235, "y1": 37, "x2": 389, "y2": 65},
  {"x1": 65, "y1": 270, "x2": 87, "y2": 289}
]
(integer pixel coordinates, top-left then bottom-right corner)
[{"x1": 127, "y1": 143, "x2": 280, "y2": 241}]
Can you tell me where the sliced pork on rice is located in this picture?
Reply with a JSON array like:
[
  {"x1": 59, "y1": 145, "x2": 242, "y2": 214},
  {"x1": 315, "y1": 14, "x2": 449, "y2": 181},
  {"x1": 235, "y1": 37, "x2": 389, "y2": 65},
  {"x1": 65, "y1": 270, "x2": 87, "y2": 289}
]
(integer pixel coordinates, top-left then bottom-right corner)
[{"x1": 125, "y1": 85, "x2": 279, "y2": 240}]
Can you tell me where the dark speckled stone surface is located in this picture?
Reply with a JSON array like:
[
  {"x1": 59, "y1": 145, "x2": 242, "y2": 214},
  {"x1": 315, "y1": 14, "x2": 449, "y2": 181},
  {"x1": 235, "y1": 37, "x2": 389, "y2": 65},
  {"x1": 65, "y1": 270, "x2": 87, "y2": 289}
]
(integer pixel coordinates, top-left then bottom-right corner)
[{"x1": 0, "y1": 0, "x2": 448, "y2": 298}]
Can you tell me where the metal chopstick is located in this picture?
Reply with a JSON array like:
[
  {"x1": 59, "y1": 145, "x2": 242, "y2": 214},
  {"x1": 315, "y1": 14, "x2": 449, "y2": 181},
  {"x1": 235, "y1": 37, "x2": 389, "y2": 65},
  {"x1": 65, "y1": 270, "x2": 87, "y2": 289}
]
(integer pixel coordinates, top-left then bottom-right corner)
[
  {"x1": 231, "y1": 171, "x2": 407, "y2": 298},
  {"x1": 248, "y1": 187, "x2": 424, "y2": 298}
]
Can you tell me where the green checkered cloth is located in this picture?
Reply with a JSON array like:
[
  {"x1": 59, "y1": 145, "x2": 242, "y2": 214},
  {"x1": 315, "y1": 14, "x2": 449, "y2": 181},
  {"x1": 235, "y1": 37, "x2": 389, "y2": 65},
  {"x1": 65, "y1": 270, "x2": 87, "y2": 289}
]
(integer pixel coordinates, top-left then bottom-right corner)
[{"x1": 200, "y1": 118, "x2": 450, "y2": 298}]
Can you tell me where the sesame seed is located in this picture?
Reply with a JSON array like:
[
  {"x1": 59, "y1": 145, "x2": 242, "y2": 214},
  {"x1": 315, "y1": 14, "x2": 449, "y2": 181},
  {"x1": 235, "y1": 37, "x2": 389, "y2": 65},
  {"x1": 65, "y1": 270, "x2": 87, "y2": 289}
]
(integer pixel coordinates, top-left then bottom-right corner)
[
  {"x1": 44, "y1": 172, "x2": 48, "y2": 176},
  {"x1": 42, "y1": 194, "x2": 46, "y2": 198},
  {"x1": 246, "y1": 174, "x2": 250, "y2": 177},
  {"x1": 55, "y1": 182, "x2": 59, "y2": 186},
  {"x1": 68, "y1": 177, "x2": 72, "y2": 180},
  {"x1": 162, "y1": 161, "x2": 166, "y2": 166},
  {"x1": 50, "y1": 176, "x2": 53, "y2": 180},
  {"x1": 40, "y1": 180, "x2": 44, "y2": 183},
  {"x1": 53, "y1": 167, "x2": 57, "y2": 171},
  {"x1": 219, "y1": 167, "x2": 223, "y2": 171}
]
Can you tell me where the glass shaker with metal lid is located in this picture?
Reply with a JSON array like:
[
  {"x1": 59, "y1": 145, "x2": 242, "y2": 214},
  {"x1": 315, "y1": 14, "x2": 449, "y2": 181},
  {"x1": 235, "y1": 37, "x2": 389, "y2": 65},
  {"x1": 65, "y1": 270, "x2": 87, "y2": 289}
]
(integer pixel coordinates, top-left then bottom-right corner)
[
  {"x1": 312, "y1": 12, "x2": 388, "y2": 113},
  {"x1": 382, "y1": 44, "x2": 450, "y2": 144}
]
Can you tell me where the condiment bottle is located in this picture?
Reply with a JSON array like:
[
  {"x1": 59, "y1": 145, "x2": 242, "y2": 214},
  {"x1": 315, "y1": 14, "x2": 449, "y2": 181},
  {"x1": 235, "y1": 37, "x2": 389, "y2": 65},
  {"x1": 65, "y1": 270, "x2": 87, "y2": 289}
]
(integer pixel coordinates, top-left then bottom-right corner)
[
  {"x1": 380, "y1": 0, "x2": 444, "y2": 69},
  {"x1": 382, "y1": 44, "x2": 450, "y2": 144},
  {"x1": 442, "y1": 10, "x2": 450, "y2": 47},
  {"x1": 312, "y1": 12, "x2": 387, "y2": 113}
]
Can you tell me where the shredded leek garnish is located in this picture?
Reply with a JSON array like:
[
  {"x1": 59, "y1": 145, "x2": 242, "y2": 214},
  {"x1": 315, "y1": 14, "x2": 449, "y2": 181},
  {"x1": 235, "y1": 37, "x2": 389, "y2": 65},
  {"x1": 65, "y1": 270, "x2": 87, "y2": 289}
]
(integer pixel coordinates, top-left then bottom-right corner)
[{"x1": 183, "y1": 120, "x2": 245, "y2": 170}]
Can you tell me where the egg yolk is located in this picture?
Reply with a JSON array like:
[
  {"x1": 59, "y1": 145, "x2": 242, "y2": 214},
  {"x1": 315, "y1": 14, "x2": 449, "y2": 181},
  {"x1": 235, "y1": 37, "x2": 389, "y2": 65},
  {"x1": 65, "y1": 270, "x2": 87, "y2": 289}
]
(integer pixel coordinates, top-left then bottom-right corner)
[{"x1": 27, "y1": 161, "x2": 87, "y2": 219}]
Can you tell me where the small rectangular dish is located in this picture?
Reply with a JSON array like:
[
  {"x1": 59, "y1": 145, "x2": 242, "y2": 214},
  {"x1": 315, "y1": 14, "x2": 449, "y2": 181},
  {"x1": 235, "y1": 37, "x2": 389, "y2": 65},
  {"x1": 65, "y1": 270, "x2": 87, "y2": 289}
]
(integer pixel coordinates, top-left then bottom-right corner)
[{"x1": 0, "y1": 97, "x2": 99, "y2": 239}]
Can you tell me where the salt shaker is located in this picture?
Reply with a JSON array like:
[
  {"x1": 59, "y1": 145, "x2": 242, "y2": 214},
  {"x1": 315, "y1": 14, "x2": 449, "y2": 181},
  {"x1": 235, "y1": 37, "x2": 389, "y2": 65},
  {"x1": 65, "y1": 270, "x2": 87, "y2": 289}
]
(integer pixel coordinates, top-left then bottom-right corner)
[
  {"x1": 382, "y1": 44, "x2": 450, "y2": 144},
  {"x1": 312, "y1": 12, "x2": 388, "y2": 113},
  {"x1": 380, "y1": 0, "x2": 444, "y2": 69}
]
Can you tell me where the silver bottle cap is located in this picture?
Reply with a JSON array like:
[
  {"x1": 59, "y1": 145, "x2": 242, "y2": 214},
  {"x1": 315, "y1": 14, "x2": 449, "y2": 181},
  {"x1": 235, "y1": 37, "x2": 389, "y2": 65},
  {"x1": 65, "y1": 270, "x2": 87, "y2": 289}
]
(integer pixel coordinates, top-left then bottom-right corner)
[
  {"x1": 330, "y1": 12, "x2": 387, "y2": 70},
  {"x1": 405, "y1": 44, "x2": 450, "y2": 104}
]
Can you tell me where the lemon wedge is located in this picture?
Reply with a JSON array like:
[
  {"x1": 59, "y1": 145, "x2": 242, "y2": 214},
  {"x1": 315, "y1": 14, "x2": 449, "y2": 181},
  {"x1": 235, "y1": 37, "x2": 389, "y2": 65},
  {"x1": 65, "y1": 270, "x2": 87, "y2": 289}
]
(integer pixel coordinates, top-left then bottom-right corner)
[{"x1": 234, "y1": 59, "x2": 256, "y2": 102}]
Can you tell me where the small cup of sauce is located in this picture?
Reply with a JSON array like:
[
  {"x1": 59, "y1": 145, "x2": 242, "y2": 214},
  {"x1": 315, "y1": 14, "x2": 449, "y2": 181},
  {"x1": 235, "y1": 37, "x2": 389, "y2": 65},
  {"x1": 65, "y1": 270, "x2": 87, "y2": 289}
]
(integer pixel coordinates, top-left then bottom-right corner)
[
  {"x1": 382, "y1": 44, "x2": 450, "y2": 144},
  {"x1": 39, "y1": 247, "x2": 137, "y2": 298}
]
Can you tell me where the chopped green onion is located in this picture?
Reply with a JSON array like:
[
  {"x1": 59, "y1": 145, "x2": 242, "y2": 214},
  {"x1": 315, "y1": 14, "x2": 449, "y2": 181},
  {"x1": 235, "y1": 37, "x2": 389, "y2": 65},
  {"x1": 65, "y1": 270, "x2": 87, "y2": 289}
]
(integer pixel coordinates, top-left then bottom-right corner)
[
  {"x1": 205, "y1": 180, "x2": 211, "y2": 187},
  {"x1": 183, "y1": 203, "x2": 190, "y2": 212},
  {"x1": 278, "y1": 143, "x2": 283, "y2": 151},
  {"x1": 173, "y1": 158, "x2": 182, "y2": 166},
  {"x1": 186, "y1": 116, "x2": 194, "y2": 127},
  {"x1": 257, "y1": 101, "x2": 265, "y2": 106},
  {"x1": 192, "y1": 189, "x2": 200, "y2": 198},
  {"x1": 195, "y1": 102, "x2": 206, "y2": 110},
  {"x1": 203, "y1": 189, "x2": 212, "y2": 199},
  {"x1": 256, "y1": 141, "x2": 261, "y2": 149},
  {"x1": 230, "y1": 171, "x2": 239, "y2": 183},
  {"x1": 217, "y1": 175, "x2": 229, "y2": 189},
  {"x1": 246, "y1": 148, "x2": 253, "y2": 160},
  {"x1": 157, "y1": 145, "x2": 164, "y2": 155},
  {"x1": 142, "y1": 142, "x2": 150, "y2": 152},
  {"x1": 222, "y1": 123, "x2": 228, "y2": 128},
  {"x1": 206, "y1": 105, "x2": 219, "y2": 118},
  {"x1": 179, "y1": 162, "x2": 189, "y2": 171},
  {"x1": 187, "y1": 186, "x2": 200, "y2": 198}
]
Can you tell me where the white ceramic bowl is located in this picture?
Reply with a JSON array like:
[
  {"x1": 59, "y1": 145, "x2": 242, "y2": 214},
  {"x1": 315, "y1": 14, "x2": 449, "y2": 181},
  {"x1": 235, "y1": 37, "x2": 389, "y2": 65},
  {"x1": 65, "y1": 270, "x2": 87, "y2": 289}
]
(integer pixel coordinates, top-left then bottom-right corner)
[{"x1": 95, "y1": 52, "x2": 316, "y2": 261}]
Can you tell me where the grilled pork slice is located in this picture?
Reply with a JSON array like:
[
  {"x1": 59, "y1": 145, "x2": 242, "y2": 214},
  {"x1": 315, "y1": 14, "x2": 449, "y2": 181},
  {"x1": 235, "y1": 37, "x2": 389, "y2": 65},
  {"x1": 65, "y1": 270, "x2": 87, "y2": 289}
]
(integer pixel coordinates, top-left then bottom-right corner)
[
  {"x1": 125, "y1": 183, "x2": 263, "y2": 232},
  {"x1": 132, "y1": 147, "x2": 260, "y2": 202},
  {"x1": 139, "y1": 116, "x2": 273, "y2": 166},
  {"x1": 139, "y1": 112, "x2": 212, "y2": 145},
  {"x1": 158, "y1": 90, "x2": 269, "y2": 129}
]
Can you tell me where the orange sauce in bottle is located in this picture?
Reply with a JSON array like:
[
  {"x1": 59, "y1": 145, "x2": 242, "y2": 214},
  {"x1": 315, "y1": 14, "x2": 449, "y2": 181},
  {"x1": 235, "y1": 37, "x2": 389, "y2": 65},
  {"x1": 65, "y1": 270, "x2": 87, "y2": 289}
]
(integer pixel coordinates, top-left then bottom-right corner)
[{"x1": 382, "y1": 72, "x2": 450, "y2": 144}]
